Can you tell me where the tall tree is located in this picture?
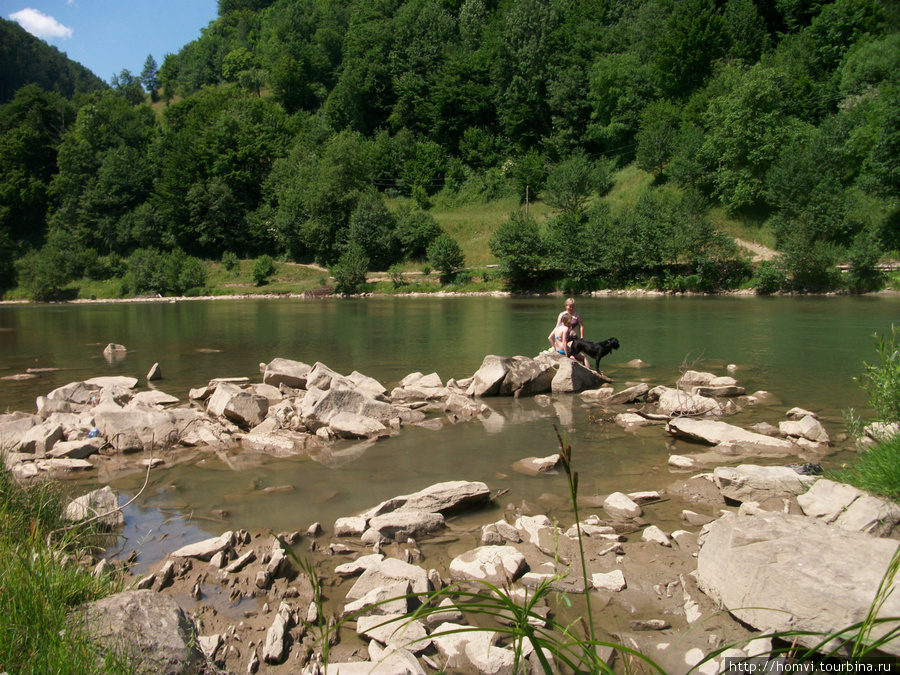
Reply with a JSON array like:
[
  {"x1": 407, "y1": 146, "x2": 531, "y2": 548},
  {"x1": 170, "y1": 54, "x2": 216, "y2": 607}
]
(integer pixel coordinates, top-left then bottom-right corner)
[{"x1": 140, "y1": 55, "x2": 159, "y2": 93}]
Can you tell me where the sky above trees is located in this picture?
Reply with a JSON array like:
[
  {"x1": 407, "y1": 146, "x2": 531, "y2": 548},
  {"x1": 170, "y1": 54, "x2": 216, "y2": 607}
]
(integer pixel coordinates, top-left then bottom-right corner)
[{"x1": 3, "y1": 0, "x2": 217, "y2": 81}]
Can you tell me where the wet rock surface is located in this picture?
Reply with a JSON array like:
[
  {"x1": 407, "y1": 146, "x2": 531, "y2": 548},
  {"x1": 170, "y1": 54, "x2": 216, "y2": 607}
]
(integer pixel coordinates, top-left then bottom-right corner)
[{"x1": 4, "y1": 359, "x2": 899, "y2": 672}]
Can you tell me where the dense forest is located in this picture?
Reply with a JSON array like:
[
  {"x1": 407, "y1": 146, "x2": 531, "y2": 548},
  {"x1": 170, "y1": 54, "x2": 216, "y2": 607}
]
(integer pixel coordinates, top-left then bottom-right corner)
[
  {"x1": 0, "y1": 20, "x2": 107, "y2": 106},
  {"x1": 1, "y1": 0, "x2": 898, "y2": 298}
]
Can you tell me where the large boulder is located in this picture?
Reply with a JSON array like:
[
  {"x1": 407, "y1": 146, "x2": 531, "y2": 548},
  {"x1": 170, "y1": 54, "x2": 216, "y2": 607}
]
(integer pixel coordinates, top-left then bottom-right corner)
[
  {"x1": 18, "y1": 422, "x2": 63, "y2": 455},
  {"x1": 549, "y1": 356, "x2": 605, "y2": 393},
  {"x1": 262, "y1": 358, "x2": 311, "y2": 389},
  {"x1": 306, "y1": 362, "x2": 354, "y2": 391},
  {"x1": 48, "y1": 437, "x2": 104, "y2": 459},
  {"x1": 779, "y1": 415, "x2": 830, "y2": 444},
  {"x1": 301, "y1": 387, "x2": 398, "y2": 427},
  {"x1": 797, "y1": 479, "x2": 900, "y2": 537},
  {"x1": 93, "y1": 409, "x2": 186, "y2": 453},
  {"x1": 206, "y1": 382, "x2": 268, "y2": 428},
  {"x1": 71, "y1": 590, "x2": 204, "y2": 674},
  {"x1": 498, "y1": 357, "x2": 556, "y2": 396},
  {"x1": 348, "y1": 370, "x2": 389, "y2": 398},
  {"x1": 667, "y1": 418, "x2": 798, "y2": 455},
  {"x1": 346, "y1": 558, "x2": 431, "y2": 601},
  {"x1": 0, "y1": 414, "x2": 40, "y2": 451},
  {"x1": 467, "y1": 355, "x2": 513, "y2": 397},
  {"x1": 697, "y1": 512, "x2": 900, "y2": 657},
  {"x1": 329, "y1": 411, "x2": 389, "y2": 439},
  {"x1": 713, "y1": 465, "x2": 818, "y2": 503},
  {"x1": 367, "y1": 510, "x2": 445, "y2": 541}
]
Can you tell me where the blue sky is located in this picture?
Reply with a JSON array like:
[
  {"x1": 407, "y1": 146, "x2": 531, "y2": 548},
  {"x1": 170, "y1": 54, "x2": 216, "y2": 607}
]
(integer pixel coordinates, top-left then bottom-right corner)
[{"x1": 3, "y1": 0, "x2": 219, "y2": 83}]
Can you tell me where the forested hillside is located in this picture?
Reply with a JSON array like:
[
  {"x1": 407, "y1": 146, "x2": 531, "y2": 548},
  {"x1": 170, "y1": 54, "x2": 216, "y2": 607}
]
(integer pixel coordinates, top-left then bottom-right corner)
[
  {"x1": 0, "y1": 19, "x2": 106, "y2": 105},
  {"x1": 1, "y1": 0, "x2": 899, "y2": 298}
]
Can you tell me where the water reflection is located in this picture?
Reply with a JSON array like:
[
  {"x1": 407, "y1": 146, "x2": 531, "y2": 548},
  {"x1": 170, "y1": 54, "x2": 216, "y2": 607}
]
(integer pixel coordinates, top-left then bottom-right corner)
[{"x1": 1, "y1": 295, "x2": 898, "y2": 566}]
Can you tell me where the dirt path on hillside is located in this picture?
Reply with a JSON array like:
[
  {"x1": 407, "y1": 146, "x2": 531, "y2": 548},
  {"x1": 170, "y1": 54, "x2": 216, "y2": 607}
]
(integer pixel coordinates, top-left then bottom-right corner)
[{"x1": 735, "y1": 238, "x2": 777, "y2": 262}]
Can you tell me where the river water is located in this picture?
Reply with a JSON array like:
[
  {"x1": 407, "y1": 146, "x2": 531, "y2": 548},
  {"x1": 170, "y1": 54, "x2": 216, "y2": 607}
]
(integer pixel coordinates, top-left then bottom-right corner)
[{"x1": 1, "y1": 295, "x2": 897, "y2": 565}]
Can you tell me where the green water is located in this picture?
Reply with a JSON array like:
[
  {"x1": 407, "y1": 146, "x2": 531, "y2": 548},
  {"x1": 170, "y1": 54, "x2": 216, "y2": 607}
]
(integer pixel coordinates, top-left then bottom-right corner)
[{"x1": 1, "y1": 295, "x2": 898, "y2": 564}]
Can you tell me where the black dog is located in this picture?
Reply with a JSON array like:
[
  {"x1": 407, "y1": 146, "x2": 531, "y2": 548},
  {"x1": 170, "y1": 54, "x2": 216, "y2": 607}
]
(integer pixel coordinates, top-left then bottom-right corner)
[{"x1": 568, "y1": 337, "x2": 620, "y2": 371}]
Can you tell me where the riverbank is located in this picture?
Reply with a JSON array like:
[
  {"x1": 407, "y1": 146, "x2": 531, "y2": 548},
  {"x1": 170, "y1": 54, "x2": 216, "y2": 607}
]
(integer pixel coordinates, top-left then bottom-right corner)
[
  {"x1": 6, "y1": 285, "x2": 900, "y2": 307},
  {"x1": 4, "y1": 349, "x2": 900, "y2": 672}
]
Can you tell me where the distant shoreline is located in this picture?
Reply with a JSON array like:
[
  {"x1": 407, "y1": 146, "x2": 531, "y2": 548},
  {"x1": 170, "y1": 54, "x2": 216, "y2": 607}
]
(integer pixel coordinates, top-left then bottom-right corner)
[{"x1": 3, "y1": 287, "x2": 900, "y2": 306}]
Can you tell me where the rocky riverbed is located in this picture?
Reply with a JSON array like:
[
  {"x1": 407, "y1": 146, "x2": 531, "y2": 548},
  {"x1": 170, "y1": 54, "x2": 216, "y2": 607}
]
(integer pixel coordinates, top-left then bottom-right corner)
[{"x1": 2, "y1": 349, "x2": 900, "y2": 674}]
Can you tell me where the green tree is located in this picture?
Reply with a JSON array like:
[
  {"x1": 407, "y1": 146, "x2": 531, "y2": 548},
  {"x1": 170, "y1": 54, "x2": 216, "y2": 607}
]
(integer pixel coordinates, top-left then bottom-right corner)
[
  {"x1": 489, "y1": 210, "x2": 546, "y2": 288},
  {"x1": 542, "y1": 150, "x2": 601, "y2": 218},
  {"x1": 48, "y1": 92, "x2": 156, "y2": 254},
  {"x1": 701, "y1": 63, "x2": 810, "y2": 212},
  {"x1": 14, "y1": 246, "x2": 70, "y2": 300},
  {"x1": 586, "y1": 53, "x2": 657, "y2": 154},
  {"x1": 0, "y1": 85, "x2": 75, "y2": 248},
  {"x1": 110, "y1": 69, "x2": 145, "y2": 105},
  {"x1": 330, "y1": 242, "x2": 369, "y2": 293},
  {"x1": 140, "y1": 55, "x2": 159, "y2": 94},
  {"x1": 267, "y1": 129, "x2": 372, "y2": 264},
  {"x1": 252, "y1": 254, "x2": 277, "y2": 285},
  {"x1": 866, "y1": 89, "x2": 900, "y2": 200},
  {"x1": 347, "y1": 190, "x2": 398, "y2": 270},
  {"x1": 427, "y1": 233, "x2": 465, "y2": 281},
  {"x1": 394, "y1": 207, "x2": 442, "y2": 261},
  {"x1": 635, "y1": 101, "x2": 681, "y2": 178},
  {"x1": 653, "y1": 0, "x2": 729, "y2": 97}
]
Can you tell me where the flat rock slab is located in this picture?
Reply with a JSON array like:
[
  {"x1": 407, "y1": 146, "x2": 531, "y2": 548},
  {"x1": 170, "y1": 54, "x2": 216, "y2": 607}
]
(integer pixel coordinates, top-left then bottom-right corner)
[
  {"x1": 697, "y1": 512, "x2": 900, "y2": 656},
  {"x1": 347, "y1": 558, "x2": 431, "y2": 601},
  {"x1": 368, "y1": 510, "x2": 445, "y2": 541},
  {"x1": 713, "y1": 465, "x2": 817, "y2": 503},
  {"x1": 170, "y1": 531, "x2": 233, "y2": 560},
  {"x1": 356, "y1": 614, "x2": 431, "y2": 653},
  {"x1": 365, "y1": 481, "x2": 491, "y2": 518},
  {"x1": 667, "y1": 418, "x2": 797, "y2": 454},
  {"x1": 797, "y1": 479, "x2": 900, "y2": 537}
]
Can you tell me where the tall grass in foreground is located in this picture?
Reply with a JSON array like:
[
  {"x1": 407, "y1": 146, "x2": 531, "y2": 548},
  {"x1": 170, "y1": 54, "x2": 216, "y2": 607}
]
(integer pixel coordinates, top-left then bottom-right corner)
[
  {"x1": 831, "y1": 434, "x2": 900, "y2": 502},
  {"x1": 835, "y1": 325, "x2": 900, "y2": 502},
  {"x1": 0, "y1": 466, "x2": 127, "y2": 675}
]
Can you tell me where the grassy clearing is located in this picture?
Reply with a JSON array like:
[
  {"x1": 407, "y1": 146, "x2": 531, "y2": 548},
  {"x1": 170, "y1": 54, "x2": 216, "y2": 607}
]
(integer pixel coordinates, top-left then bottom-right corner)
[
  {"x1": 0, "y1": 467, "x2": 128, "y2": 674},
  {"x1": 604, "y1": 164, "x2": 656, "y2": 215}
]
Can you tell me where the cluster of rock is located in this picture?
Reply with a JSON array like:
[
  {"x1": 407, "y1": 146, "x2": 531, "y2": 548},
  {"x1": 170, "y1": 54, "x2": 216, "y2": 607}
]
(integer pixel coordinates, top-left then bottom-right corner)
[
  {"x1": 695, "y1": 468, "x2": 900, "y2": 660},
  {"x1": 10, "y1": 348, "x2": 900, "y2": 672},
  {"x1": 81, "y1": 450, "x2": 900, "y2": 675},
  {"x1": 0, "y1": 350, "x2": 616, "y2": 480},
  {"x1": 74, "y1": 478, "x2": 691, "y2": 674}
]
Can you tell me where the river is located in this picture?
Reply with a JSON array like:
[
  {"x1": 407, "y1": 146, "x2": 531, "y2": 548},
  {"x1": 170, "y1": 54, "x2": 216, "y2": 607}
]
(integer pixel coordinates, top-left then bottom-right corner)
[{"x1": 1, "y1": 294, "x2": 897, "y2": 566}]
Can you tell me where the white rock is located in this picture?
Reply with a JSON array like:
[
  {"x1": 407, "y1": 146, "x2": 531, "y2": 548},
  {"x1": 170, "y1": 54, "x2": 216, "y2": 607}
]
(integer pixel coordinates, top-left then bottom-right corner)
[
  {"x1": 641, "y1": 525, "x2": 671, "y2": 547},
  {"x1": 171, "y1": 532, "x2": 233, "y2": 561},
  {"x1": 334, "y1": 516, "x2": 368, "y2": 537},
  {"x1": 603, "y1": 492, "x2": 642, "y2": 519},
  {"x1": 713, "y1": 465, "x2": 817, "y2": 503},
  {"x1": 357, "y1": 614, "x2": 431, "y2": 653},
  {"x1": 591, "y1": 570, "x2": 626, "y2": 592},
  {"x1": 449, "y1": 546, "x2": 526, "y2": 585},
  {"x1": 668, "y1": 454, "x2": 696, "y2": 470}
]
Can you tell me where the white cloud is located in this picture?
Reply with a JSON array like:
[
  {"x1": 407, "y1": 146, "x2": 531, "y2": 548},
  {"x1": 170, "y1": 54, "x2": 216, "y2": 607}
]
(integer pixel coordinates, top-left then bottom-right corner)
[{"x1": 9, "y1": 8, "x2": 73, "y2": 40}]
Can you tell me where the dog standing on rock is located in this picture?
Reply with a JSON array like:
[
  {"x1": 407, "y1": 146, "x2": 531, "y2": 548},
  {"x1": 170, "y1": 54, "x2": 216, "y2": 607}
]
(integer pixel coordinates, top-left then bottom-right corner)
[{"x1": 568, "y1": 337, "x2": 620, "y2": 372}]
